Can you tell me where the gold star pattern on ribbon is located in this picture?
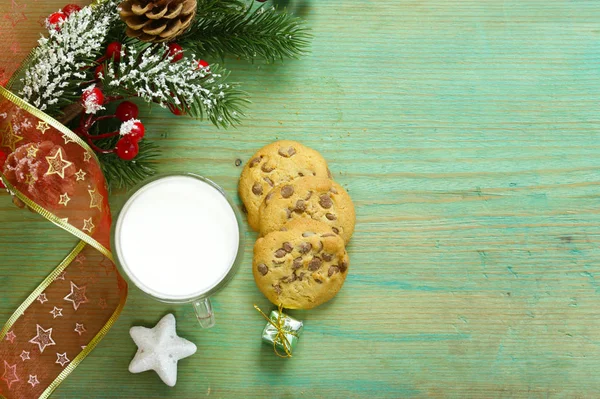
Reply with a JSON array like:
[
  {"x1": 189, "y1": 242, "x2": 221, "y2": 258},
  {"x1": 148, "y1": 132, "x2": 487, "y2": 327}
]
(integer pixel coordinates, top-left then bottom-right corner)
[
  {"x1": 28, "y1": 324, "x2": 55, "y2": 353},
  {"x1": 26, "y1": 144, "x2": 39, "y2": 158},
  {"x1": 88, "y1": 188, "x2": 103, "y2": 211},
  {"x1": 82, "y1": 217, "x2": 95, "y2": 233},
  {"x1": 75, "y1": 169, "x2": 86, "y2": 181},
  {"x1": 59, "y1": 217, "x2": 69, "y2": 224},
  {"x1": 2, "y1": 361, "x2": 19, "y2": 389},
  {"x1": 64, "y1": 281, "x2": 89, "y2": 311},
  {"x1": 58, "y1": 193, "x2": 71, "y2": 207},
  {"x1": 63, "y1": 134, "x2": 75, "y2": 145},
  {"x1": 24, "y1": 174, "x2": 37, "y2": 186},
  {"x1": 45, "y1": 148, "x2": 73, "y2": 179},
  {"x1": 36, "y1": 121, "x2": 50, "y2": 134},
  {"x1": 1, "y1": 122, "x2": 23, "y2": 151},
  {"x1": 83, "y1": 152, "x2": 92, "y2": 162}
]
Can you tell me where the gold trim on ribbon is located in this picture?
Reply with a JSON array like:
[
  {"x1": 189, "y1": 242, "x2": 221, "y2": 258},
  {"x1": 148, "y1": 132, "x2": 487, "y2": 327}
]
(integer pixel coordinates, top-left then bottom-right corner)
[
  {"x1": 0, "y1": 239, "x2": 126, "y2": 399},
  {"x1": 0, "y1": 241, "x2": 86, "y2": 341},
  {"x1": 0, "y1": 86, "x2": 99, "y2": 165},
  {"x1": 0, "y1": 83, "x2": 126, "y2": 399},
  {"x1": 0, "y1": 176, "x2": 113, "y2": 262},
  {"x1": 39, "y1": 285, "x2": 126, "y2": 399}
]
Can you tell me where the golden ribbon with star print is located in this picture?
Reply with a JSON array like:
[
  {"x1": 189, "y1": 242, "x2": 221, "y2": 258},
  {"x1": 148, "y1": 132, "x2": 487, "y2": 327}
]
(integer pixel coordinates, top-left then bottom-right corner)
[{"x1": 0, "y1": 85, "x2": 128, "y2": 399}]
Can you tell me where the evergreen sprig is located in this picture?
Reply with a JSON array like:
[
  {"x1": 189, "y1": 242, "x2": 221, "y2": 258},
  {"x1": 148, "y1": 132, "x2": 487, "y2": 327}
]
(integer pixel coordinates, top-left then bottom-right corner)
[
  {"x1": 180, "y1": 3, "x2": 312, "y2": 63},
  {"x1": 13, "y1": 0, "x2": 312, "y2": 191}
]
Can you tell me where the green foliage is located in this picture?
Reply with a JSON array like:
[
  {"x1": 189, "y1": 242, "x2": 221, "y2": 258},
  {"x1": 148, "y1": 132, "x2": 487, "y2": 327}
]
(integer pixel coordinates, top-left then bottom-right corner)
[{"x1": 180, "y1": 3, "x2": 312, "y2": 63}]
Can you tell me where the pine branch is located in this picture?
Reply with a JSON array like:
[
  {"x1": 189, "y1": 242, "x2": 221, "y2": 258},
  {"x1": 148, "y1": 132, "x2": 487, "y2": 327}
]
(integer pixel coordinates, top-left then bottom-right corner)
[
  {"x1": 180, "y1": 4, "x2": 312, "y2": 63},
  {"x1": 18, "y1": 0, "x2": 120, "y2": 117},
  {"x1": 196, "y1": 0, "x2": 247, "y2": 16},
  {"x1": 100, "y1": 41, "x2": 248, "y2": 128}
]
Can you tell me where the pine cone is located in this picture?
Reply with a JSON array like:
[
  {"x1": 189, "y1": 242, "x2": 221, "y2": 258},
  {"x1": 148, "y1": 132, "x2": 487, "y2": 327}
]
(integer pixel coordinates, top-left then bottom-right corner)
[{"x1": 119, "y1": 0, "x2": 197, "y2": 43}]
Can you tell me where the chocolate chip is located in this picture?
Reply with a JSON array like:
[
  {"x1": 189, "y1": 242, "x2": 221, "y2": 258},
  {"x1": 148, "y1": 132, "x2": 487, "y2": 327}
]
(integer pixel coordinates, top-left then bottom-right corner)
[
  {"x1": 278, "y1": 147, "x2": 295, "y2": 157},
  {"x1": 298, "y1": 242, "x2": 312, "y2": 254},
  {"x1": 283, "y1": 242, "x2": 293, "y2": 253},
  {"x1": 297, "y1": 272, "x2": 306, "y2": 281},
  {"x1": 330, "y1": 187, "x2": 338, "y2": 194},
  {"x1": 263, "y1": 177, "x2": 274, "y2": 187},
  {"x1": 241, "y1": 204, "x2": 248, "y2": 213},
  {"x1": 235, "y1": 158, "x2": 242, "y2": 167},
  {"x1": 319, "y1": 194, "x2": 333, "y2": 209},
  {"x1": 275, "y1": 249, "x2": 287, "y2": 258},
  {"x1": 321, "y1": 233, "x2": 336, "y2": 238},
  {"x1": 252, "y1": 183, "x2": 263, "y2": 195},
  {"x1": 261, "y1": 163, "x2": 275, "y2": 173},
  {"x1": 257, "y1": 263, "x2": 268, "y2": 276},
  {"x1": 308, "y1": 257, "x2": 322, "y2": 271},
  {"x1": 298, "y1": 172, "x2": 304, "y2": 177},
  {"x1": 302, "y1": 231, "x2": 315, "y2": 237},
  {"x1": 293, "y1": 257, "x2": 303, "y2": 269},
  {"x1": 295, "y1": 200, "x2": 306, "y2": 212},
  {"x1": 286, "y1": 274, "x2": 297, "y2": 283},
  {"x1": 326, "y1": 213, "x2": 336, "y2": 220},
  {"x1": 322, "y1": 253, "x2": 333, "y2": 262},
  {"x1": 281, "y1": 185, "x2": 294, "y2": 198},
  {"x1": 339, "y1": 260, "x2": 348, "y2": 273},
  {"x1": 249, "y1": 157, "x2": 262, "y2": 167},
  {"x1": 328, "y1": 266, "x2": 340, "y2": 277},
  {"x1": 305, "y1": 191, "x2": 313, "y2": 201},
  {"x1": 286, "y1": 208, "x2": 292, "y2": 218},
  {"x1": 332, "y1": 227, "x2": 340, "y2": 234},
  {"x1": 273, "y1": 284, "x2": 282, "y2": 294},
  {"x1": 327, "y1": 168, "x2": 332, "y2": 178},
  {"x1": 315, "y1": 278, "x2": 323, "y2": 284}
]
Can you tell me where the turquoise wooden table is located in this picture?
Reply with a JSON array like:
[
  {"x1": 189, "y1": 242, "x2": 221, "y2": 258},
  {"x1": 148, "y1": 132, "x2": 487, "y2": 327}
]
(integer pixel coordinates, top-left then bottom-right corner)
[{"x1": 1, "y1": 0, "x2": 600, "y2": 397}]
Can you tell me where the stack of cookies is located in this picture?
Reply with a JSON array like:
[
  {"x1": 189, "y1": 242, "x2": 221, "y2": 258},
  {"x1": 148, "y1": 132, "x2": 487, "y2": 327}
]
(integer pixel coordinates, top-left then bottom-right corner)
[{"x1": 239, "y1": 140, "x2": 356, "y2": 310}]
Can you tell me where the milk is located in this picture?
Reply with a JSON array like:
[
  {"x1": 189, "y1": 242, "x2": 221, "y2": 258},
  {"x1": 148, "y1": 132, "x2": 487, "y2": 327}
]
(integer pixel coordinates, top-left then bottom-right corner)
[{"x1": 114, "y1": 175, "x2": 240, "y2": 301}]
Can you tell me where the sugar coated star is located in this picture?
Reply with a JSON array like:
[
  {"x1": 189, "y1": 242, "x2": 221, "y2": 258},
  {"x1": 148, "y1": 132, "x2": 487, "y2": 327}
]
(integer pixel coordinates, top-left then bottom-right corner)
[{"x1": 128, "y1": 314, "x2": 196, "y2": 387}]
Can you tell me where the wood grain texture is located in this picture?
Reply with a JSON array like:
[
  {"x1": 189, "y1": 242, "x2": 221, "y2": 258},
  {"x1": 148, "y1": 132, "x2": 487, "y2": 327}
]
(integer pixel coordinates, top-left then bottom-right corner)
[{"x1": 1, "y1": 0, "x2": 600, "y2": 397}]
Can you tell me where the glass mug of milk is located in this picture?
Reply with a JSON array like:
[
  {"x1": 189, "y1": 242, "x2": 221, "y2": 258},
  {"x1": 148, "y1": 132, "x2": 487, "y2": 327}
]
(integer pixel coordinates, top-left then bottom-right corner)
[{"x1": 113, "y1": 173, "x2": 244, "y2": 328}]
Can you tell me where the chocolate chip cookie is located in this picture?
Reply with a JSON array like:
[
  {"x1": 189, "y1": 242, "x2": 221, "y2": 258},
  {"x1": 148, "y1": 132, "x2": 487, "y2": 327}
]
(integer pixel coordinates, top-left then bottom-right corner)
[
  {"x1": 253, "y1": 219, "x2": 350, "y2": 309},
  {"x1": 239, "y1": 141, "x2": 331, "y2": 230},
  {"x1": 258, "y1": 176, "x2": 355, "y2": 243}
]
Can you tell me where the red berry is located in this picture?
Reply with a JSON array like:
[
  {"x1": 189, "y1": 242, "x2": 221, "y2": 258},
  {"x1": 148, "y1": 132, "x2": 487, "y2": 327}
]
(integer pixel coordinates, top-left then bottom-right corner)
[
  {"x1": 128, "y1": 121, "x2": 145, "y2": 141},
  {"x1": 115, "y1": 137, "x2": 139, "y2": 161},
  {"x1": 62, "y1": 4, "x2": 81, "y2": 16},
  {"x1": 106, "y1": 42, "x2": 122, "y2": 61},
  {"x1": 167, "y1": 103, "x2": 185, "y2": 116},
  {"x1": 116, "y1": 101, "x2": 139, "y2": 122},
  {"x1": 94, "y1": 65, "x2": 104, "y2": 80},
  {"x1": 197, "y1": 59, "x2": 209, "y2": 70},
  {"x1": 81, "y1": 86, "x2": 104, "y2": 111},
  {"x1": 47, "y1": 12, "x2": 67, "y2": 29},
  {"x1": 167, "y1": 43, "x2": 184, "y2": 62}
]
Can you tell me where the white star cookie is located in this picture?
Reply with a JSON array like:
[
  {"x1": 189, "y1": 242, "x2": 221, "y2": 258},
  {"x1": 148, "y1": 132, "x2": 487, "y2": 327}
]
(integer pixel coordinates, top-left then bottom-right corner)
[{"x1": 128, "y1": 314, "x2": 197, "y2": 386}]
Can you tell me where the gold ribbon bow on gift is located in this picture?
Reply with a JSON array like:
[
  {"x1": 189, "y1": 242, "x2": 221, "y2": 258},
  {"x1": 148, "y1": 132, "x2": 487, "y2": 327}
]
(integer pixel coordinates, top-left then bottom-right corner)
[{"x1": 254, "y1": 304, "x2": 299, "y2": 358}]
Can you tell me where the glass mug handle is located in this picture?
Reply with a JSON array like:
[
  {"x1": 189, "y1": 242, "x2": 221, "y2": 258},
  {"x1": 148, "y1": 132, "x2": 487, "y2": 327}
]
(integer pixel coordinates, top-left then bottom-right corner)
[{"x1": 192, "y1": 297, "x2": 215, "y2": 328}]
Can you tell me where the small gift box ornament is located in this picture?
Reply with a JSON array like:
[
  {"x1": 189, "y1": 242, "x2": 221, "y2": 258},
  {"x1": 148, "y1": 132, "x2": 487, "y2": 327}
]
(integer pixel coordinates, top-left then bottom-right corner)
[{"x1": 255, "y1": 304, "x2": 303, "y2": 357}]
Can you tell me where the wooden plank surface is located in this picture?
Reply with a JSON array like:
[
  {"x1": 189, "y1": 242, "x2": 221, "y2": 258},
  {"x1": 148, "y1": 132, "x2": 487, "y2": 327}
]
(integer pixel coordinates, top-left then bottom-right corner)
[{"x1": 1, "y1": 0, "x2": 600, "y2": 397}]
